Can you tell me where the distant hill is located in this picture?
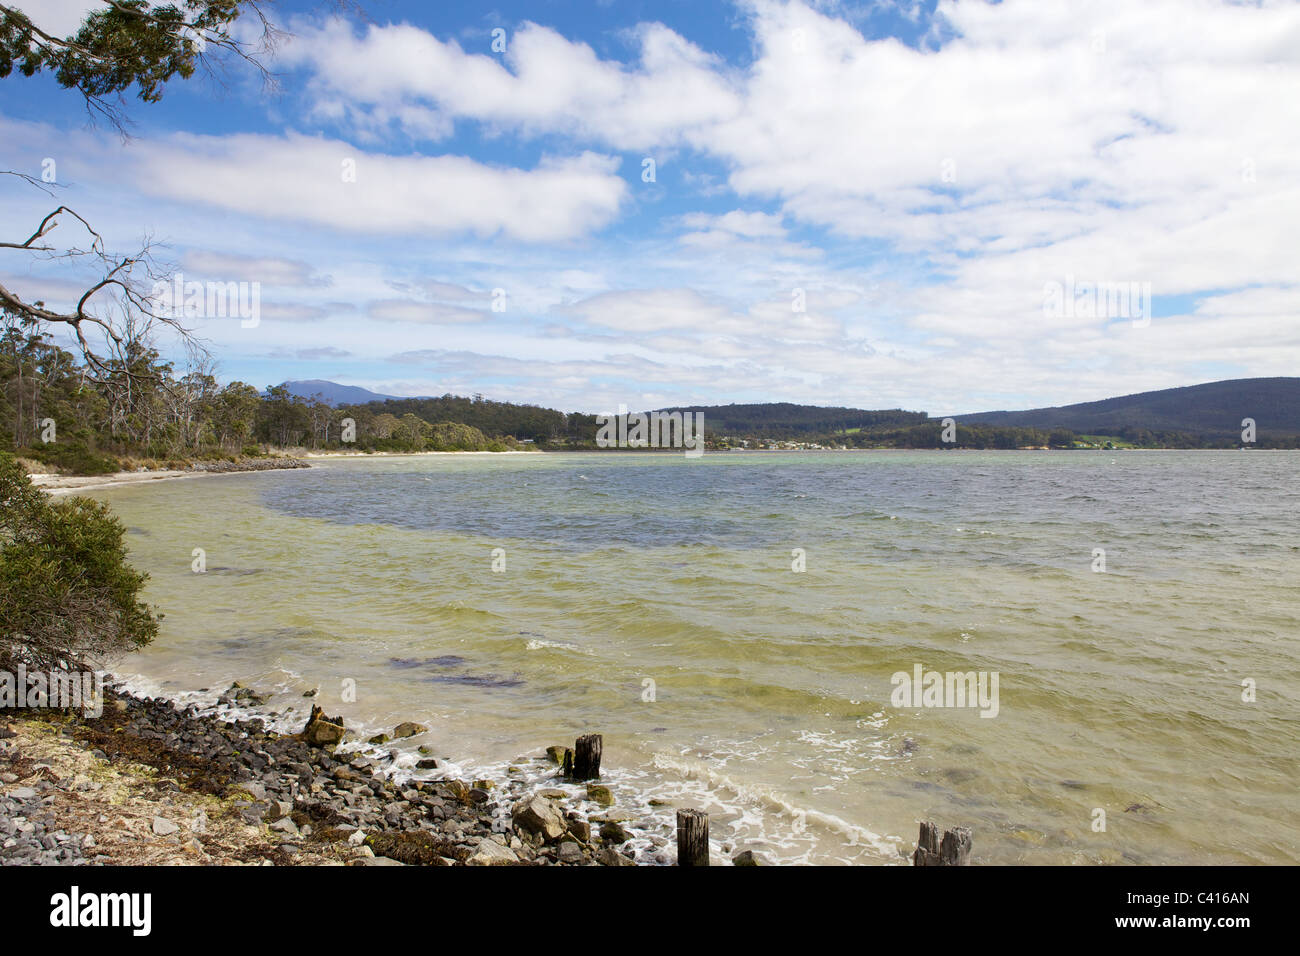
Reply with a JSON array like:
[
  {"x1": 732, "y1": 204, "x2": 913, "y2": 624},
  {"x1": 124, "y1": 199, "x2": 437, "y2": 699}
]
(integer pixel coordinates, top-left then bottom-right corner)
[
  {"x1": 654, "y1": 402, "x2": 927, "y2": 437},
  {"x1": 953, "y1": 377, "x2": 1300, "y2": 437},
  {"x1": 274, "y1": 380, "x2": 405, "y2": 406},
  {"x1": 269, "y1": 377, "x2": 1300, "y2": 443}
]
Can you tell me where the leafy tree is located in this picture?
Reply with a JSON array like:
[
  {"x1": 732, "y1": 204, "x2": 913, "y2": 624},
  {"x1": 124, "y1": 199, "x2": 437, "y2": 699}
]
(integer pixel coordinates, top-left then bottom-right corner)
[{"x1": 0, "y1": 0, "x2": 276, "y2": 130}]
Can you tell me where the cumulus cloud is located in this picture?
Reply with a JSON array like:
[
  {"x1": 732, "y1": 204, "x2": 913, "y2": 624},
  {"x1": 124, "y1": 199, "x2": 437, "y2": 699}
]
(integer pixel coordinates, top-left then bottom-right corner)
[
  {"x1": 132, "y1": 132, "x2": 626, "y2": 242},
  {"x1": 275, "y1": 18, "x2": 742, "y2": 149}
]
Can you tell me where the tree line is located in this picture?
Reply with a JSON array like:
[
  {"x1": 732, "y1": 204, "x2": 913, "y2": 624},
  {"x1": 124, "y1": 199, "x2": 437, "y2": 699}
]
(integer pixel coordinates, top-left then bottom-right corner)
[{"x1": 0, "y1": 324, "x2": 526, "y2": 474}]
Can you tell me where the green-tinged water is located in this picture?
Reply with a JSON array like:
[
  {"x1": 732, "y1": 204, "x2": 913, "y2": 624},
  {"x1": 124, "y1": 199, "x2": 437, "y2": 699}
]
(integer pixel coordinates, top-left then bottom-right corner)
[{"x1": 91, "y1": 451, "x2": 1300, "y2": 864}]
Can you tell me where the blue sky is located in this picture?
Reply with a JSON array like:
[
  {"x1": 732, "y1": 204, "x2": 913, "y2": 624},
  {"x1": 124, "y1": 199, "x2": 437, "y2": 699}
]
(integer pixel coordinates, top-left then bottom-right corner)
[{"x1": 1, "y1": 0, "x2": 1297, "y2": 414}]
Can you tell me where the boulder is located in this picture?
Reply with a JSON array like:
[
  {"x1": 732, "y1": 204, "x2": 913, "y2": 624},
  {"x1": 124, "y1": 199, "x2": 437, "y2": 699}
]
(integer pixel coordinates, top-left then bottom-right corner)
[
  {"x1": 585, "y1": 783, "x2": 614, "y2": 807},
  {"x1": 468, "y1": 840, "x2": 519, "y2": 866},
  {"x1": 392, "y1": 722, "x2": 427, "y2": 739},
  {"x1": 512, "y1": 795, "x2": 566, "y2": 843},
  {"x1": 151, "y1": 816, "x2": 179, "y2": 836},
  {"x1": 600, "y1": 821, "x2": 632, "y2": 844},
  {"x1": 732, "y1": 849, "x2": 766, "y2": 866},
  {"x1": 597, "y1": 846, "x2": 636, "y2": 867},
  {"x1": 567, "y1": 819, "x2": 592, "y2": 843},
  {"x1": 441, "y1": 780, "x2": 471, "y2": 803}
]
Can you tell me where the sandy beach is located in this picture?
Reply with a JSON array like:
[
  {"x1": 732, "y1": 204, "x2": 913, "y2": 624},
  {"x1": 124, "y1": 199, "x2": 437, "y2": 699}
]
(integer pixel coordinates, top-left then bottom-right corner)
[{"x1": 29, "y1": 470, "x2": 196, "y2": 495}]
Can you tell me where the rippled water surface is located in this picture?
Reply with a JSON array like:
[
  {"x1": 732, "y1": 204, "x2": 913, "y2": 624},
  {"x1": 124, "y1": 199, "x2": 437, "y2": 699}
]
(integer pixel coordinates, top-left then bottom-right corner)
[{"x1": 95, "y1": 451, "x2": 1300, "y2": 864}]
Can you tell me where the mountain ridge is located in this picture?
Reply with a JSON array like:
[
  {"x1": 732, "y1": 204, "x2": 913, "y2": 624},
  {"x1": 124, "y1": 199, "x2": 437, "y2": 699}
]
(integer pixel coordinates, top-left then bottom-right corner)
[
  {"x1": 275, "y1": 377, "x2": 1300, "y2": 438},
  {"x1": 952, "y1": 377, "x2": 1300, "y2": 436}
]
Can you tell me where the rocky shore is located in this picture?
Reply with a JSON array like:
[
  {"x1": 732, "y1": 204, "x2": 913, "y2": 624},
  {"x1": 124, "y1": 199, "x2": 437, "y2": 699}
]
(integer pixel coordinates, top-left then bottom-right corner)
[
  {"x1": 187, "y1": 457, "x2": 311, "y2": 474},
  {"x1": 0, "y1": 684, "x2": 651, "y2": 866}
]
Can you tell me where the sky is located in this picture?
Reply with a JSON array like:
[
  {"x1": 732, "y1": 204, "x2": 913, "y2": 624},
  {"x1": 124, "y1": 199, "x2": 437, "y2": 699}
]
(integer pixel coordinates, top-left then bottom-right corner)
[{"x1": 1, "y1": 0, "x2": 1298, "y2": 415}]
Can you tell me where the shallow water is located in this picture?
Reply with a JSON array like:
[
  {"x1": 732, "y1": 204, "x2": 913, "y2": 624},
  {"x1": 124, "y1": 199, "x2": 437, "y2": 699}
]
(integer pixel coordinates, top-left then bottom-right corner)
[{"x1": 95, "y1": 450, "x2": 1300, "y2": 864}]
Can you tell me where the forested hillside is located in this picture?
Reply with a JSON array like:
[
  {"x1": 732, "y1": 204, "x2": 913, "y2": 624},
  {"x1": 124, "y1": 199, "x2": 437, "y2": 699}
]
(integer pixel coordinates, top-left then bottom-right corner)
[
  {"x1": 955, "y1": 378, "x2": 1300, "y2": 439},
  {"x1": 0, "y1": 328, "x2": 520, "y2": 474}
]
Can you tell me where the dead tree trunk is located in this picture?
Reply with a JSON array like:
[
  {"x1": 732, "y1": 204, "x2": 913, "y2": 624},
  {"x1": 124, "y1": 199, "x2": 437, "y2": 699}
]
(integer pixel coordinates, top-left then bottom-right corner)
[
  {"x1": 570, "y1": 733, "x2": 602, "y2": 780},
  {"x1": 912, "y1": 821, "x2": 972, "y2": 865},
  {"x1": 677, "y1": 809, "x2": 709, "y2": 866}
]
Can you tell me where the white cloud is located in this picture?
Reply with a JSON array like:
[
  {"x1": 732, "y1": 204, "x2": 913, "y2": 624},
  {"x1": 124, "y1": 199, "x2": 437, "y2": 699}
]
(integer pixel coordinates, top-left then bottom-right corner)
[
  {"x1": 132, "y1": 132, "x2": 626, "y2": 242},
  {"x1": 367, "y1": 298, "x2": 489, "y2": 324},
  {"x1": 277, "y1": 18, "x2": 742, "y2": 150},
  {"x1": 6, "y1": 1, "x2": 101, "y2": 39}
]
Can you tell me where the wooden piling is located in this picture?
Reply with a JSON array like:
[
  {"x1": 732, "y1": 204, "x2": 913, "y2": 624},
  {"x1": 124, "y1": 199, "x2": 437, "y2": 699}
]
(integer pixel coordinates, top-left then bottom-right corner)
[
  {"x1": 570, "y1": 733, "x2": 602, "y2": 781},
  {"x1": 912, "y1": 821, "x2": 971, "y2": 865},
  {"x1": 676, "y1": 809, "x2": 709, "y2": 866}
]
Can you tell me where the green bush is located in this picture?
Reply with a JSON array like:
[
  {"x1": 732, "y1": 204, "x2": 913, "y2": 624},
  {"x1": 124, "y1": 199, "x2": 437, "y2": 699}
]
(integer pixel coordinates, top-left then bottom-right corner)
[
  {"x1": 0, "y1": 453, "x2": 159, "y2": 670},
  {"x1": 25, "y1": 441, "x2": 119, "y2": 475}
]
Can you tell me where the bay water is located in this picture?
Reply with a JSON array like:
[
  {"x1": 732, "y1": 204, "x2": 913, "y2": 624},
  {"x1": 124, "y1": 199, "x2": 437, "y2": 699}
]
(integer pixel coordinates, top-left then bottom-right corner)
[{"x1": 94, "y1": 450, "x2": 1300, "y2": 864}]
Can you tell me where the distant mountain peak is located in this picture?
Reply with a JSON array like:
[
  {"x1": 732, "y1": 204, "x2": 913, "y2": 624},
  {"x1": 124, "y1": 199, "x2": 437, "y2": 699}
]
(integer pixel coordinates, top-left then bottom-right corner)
[{"x1": 273, "y1": 380, "x2": 404, "y2": 407}]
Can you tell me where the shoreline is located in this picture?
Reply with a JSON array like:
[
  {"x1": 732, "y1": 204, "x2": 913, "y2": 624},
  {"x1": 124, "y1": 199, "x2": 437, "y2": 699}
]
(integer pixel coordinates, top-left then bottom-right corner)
[
  {"x1": 302, "y1": 449, "x2": 538, "y2": 458},
  {"x1": 27, "y1": 457, "x2": 311, "y2": 496},
  {"x1": 0, "y1": 682, "x2": 647, "y2": 866},
  {"x1": 24, "y1": 450, "x2": 546, "y2": 495}
]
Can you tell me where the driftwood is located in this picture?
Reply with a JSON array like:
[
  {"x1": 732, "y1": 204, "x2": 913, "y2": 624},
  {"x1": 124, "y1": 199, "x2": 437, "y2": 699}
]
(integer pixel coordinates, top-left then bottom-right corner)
[
  {"x1": 912, "y1": 821, "x2": 972, "y2": 865},
  {"x1": 677, "y1": 809, "x2": 709, "y2": 866}
]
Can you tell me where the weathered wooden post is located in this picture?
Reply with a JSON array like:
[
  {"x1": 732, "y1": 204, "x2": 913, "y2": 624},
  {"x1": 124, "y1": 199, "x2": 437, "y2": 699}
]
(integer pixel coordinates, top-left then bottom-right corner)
[
  {"x1": 570, "y1": 733, "x2": 602, "y2": 781},
  {"x1": 677, "y1": 809, "x2": 709, "y2": 866},
  {"x1": 912, "y1": 821, "x2": 971, "y2": 865}
]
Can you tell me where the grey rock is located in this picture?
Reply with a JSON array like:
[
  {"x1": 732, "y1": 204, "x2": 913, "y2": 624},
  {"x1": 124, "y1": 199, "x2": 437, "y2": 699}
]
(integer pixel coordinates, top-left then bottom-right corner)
[{"x1": 468, "y1": 840, "x2": 519, "y2": 866}]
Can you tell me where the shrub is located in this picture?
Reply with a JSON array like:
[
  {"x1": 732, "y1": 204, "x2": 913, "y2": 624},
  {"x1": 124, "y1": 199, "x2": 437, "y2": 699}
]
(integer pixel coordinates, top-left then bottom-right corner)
[
  {"x1": 25, "y1": 441, "x2": 119, "y2": 476},
  {"x1": 0, "y1": 453, "x2": 159, "y2": 671}
]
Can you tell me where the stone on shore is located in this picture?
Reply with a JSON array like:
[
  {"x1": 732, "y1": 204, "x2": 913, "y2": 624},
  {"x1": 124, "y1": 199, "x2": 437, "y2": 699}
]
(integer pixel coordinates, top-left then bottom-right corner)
[
  {"x1": 598, "y1": 846, "x2": 636, "y2": 866},
  {"x1": 600, "y1": 821, "x2": 631, "y2": 844},
  {"x1": 263, "y1": 800, "x2": 293, "y2": 822},
  {"x1": 152, "y1": 816, "x2": 179, "y2": 836},
  {"x1": 512, "y1": 795, "x2": 565, "y2": 843},
  {"x1": 468, "y1": 840, "x2": 519, "y2": 866},
  {"x1": 392, "y1": 722, "x2": 426, "y2": 740}
]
